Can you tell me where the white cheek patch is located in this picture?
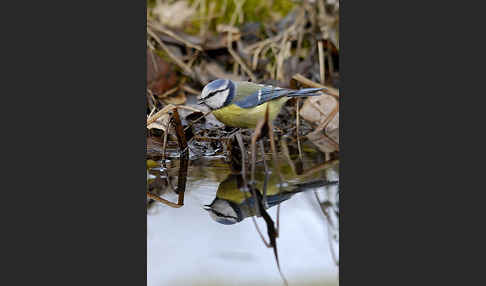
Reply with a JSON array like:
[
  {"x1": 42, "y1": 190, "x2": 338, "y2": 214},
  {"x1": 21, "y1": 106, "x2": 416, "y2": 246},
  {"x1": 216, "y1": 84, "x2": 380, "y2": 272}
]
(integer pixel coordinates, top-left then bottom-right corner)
[
  {"x1": 205, "y1": 89, "x2": 229, "y2": 110},
  {"x1": 198, "y1": 88, "x2": 209, "y2": 100}
]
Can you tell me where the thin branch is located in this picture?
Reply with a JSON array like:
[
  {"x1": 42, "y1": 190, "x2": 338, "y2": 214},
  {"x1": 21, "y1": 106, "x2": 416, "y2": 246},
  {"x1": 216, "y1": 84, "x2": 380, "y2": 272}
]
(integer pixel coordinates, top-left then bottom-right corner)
[
  {"x1": 226, "y1": 31, "x2": 257, "y2": 82},
  {"x1": 148, "y1": 21, "x2": 203, "y2": 51},
  {"x1": 147, "y1": 27, "x2": 194, "y2": 76}
]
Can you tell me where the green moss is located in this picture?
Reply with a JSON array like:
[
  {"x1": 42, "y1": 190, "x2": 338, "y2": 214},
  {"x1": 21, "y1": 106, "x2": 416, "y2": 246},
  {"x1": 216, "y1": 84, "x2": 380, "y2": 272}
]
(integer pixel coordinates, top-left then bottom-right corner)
[
  {"x1": 186, "y1": 0, "x2": 295, "y2": 35},
  {"x1": 147, "y1": 0, "x2": 156, "y2": 9},
  {"x1": 270, "y1": 0, "x2": 295, "y2": 17}
]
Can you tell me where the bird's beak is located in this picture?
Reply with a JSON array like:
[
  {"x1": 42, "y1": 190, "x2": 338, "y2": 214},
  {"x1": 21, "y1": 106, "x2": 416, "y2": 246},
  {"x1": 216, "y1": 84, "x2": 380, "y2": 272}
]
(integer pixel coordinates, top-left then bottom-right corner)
[{"x1": 203, "y1": 205, "x2": 212, "y2": 211}]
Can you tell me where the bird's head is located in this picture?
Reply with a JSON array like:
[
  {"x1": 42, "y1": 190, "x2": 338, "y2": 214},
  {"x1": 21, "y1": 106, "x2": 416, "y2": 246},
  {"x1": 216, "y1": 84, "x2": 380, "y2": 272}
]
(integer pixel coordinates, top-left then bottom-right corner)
[
  {"x1": 198, "y1": 79, "x2": 235, "y2": 110},
  {"x1": 203, "y1": 199, "x2": 241, "y2": 225}
]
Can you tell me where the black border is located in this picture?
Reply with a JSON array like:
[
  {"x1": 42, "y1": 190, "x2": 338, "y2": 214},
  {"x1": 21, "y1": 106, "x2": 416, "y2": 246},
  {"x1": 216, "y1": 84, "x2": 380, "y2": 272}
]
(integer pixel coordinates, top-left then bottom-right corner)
[
  {"x1": 9, "y1": 1, "x2": 148, "y2": 285},
  {"x1": 8, "y1": 0, "x2": 477, "y2": 285}
]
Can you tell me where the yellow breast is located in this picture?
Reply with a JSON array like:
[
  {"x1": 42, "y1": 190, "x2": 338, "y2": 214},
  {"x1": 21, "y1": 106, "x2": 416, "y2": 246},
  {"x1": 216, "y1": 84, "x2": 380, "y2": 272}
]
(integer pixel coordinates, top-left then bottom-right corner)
[{"x1": 212, "y1": 97, "x2": 289, "y2": 128}]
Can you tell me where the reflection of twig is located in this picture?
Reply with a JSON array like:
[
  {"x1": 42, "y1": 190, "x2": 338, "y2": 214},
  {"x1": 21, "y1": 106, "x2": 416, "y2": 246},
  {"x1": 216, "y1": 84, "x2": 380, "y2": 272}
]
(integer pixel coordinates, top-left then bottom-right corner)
[
  {"x1": 279, "y1": 136, "x2": 297, "y2": 175},
  {"x1": 301, "y1": 159, "x2": 339, "y2": 178},
  {"x1": 256, "y1": 190, "x2": 288, "y2": 286},
  {"x1": 314, "y1": 190, "x2": 339, "y2": 266},
  {"x1": 146, "y1": 192, "x2": 182, "y2": 208},
  {"x1": 172, "y1": 109, "x2": 188, "y2": 206}
]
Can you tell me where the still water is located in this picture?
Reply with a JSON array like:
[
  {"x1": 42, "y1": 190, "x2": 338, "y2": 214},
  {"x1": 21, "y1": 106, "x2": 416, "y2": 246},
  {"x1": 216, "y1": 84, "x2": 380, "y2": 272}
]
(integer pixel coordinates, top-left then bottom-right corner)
[{"x1": 147, "y1": 150, "x2": 339, "y2": 286}]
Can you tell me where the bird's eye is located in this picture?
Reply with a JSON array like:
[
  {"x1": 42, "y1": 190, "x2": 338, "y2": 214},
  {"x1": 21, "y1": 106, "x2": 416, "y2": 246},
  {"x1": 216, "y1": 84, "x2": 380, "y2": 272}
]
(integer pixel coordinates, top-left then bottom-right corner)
[{"x1": 205, "y1": 88, "x2": 228, "y2": 100}]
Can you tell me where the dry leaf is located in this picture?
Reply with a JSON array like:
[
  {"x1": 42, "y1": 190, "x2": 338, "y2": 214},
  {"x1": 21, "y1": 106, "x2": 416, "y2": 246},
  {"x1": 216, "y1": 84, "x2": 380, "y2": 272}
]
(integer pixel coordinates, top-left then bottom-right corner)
[
  {"x1": 300, "y1": 94, "x2": 339, "y2": 153},
  {"x1": 147, "y1": 113, "x2": 170, "y2": 132},
  {"x1": 306, "y1": 130, "x2": 339, "y2": 153},
  {"x1": 326, "y1": 111, "x2": 339, "y2": 136},
  {"x1": 300, "y1": 94, "x2": 338, "y2": 126},
  {"x1": 147, "y1": 50, "x2": 178, "y2": 95}
]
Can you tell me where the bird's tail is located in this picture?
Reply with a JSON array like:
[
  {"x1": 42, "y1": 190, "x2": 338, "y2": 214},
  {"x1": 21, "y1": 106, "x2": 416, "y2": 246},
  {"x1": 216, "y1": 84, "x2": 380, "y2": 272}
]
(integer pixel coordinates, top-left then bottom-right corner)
[{"x1": 287, "y1": 87, "x2": 326, "y2": 98}]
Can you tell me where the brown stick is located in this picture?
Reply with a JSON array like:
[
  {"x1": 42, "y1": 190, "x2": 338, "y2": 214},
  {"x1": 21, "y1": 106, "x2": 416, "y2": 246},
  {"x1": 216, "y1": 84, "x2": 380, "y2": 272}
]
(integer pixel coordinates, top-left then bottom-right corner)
[
  {"x1": 148, "y1": 21, "x2": 203, "y2": 51},
  {"x1": 318, "y1": 40, "x2": 325, "y2": 85},
  {"x1": 147, "y1": 28, "x2": 194, "y2": 76},
  {"x1": 172, "y1": 109, "x2": 188, "y2": 206},
  {"x1": 226, "y1": 32, "x2": 257, "y2": 82}
]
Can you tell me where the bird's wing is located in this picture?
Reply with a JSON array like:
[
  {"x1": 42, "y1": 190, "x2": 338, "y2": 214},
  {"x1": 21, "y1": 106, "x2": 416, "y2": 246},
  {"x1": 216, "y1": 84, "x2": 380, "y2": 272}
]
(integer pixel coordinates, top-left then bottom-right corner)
[
  {"x1": 232, "y1": 81, "x2": 267, "y2": 101},
  {"x1": 233, "y1": 82, "x2": 288, "y2": 108},
  {"x1": 234, "y1": 81, "x2": 323, "y2": 108}
]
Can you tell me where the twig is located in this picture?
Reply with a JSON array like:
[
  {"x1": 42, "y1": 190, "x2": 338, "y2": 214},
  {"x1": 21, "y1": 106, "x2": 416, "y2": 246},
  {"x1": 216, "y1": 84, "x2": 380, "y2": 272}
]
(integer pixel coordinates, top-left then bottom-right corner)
[
  {"x1": 226, "y1": 32, "x2": 257, "y2": 82},
  {"x1": 158, "y1": 86, "x2": 179, "y2": 99},
  {"x1": 147, "y1": 105, "x2": 201, "y2": 127},
  {"x1": 147, "y1": 104, "x2": 175, "y2": 126},
  {"x1": 181, "y1": 85, "x2": 201, "y2": 95},
  {"x1": 266, "y1": 107, "x2": 284, "y2": 184},
  {"x1": 279, "y1": 136, "x2": 297, "y2": 175},
  {"x1": 172, "y1": 109, "x2": 188, "y2": 206},
  {"x1": 318, "y1": 40, "x2": 325, "y2": 85},
  {"x1": 327, "y1": 44, "x2": 335, "y2": 76},
  {"x1": 296, "y1": 98, "x2": 303, "y2": 161},
  {"x1": 147, "y1": 27, "x2": 194, "y2": 76},
  {"x1": 148, "y1": 21, "x2": 203, "y2": 51},
  {"x1": 318, "y1": 101, "x2": 339, "y2": 131},
  {"x1": 183, "y1": 110, "x2": 212, "y2": 132},
  {"x1": 229, "y1": 0, "x2": 246, "y2": 26},
  {"x1": 161, "y1": 126, "x2": 168, "y2": 164},
  {"x1": 235, "y1": 131, "x2": 248, "y2": 189},
  {"x1": 300, "y1": 159, "x2": 339, "y2": 178}
]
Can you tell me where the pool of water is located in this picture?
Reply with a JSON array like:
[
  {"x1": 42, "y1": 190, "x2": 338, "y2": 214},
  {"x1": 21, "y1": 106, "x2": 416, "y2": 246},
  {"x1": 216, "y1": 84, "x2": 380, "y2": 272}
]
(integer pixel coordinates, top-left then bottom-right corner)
[{"x1": 147, "y1": 148, "x2": 339, "y2": 286}]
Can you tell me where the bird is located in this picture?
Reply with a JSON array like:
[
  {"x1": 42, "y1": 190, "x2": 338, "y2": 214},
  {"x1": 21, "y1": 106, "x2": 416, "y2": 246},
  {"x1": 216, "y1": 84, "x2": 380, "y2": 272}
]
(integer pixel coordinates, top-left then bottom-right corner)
[
  {"x1": 197, "y1": 79, "x2": 325, "y2": 128},
  {"x1": 204, "y1": 169, "x2": 339, "y2": 225}
]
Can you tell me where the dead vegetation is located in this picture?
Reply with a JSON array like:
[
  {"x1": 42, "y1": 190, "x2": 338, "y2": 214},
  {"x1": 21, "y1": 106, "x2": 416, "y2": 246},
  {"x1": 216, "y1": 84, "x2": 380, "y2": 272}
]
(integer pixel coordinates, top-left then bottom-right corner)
[{"x1": 146, "y1": 0, "x2": 340, "y2": 284}]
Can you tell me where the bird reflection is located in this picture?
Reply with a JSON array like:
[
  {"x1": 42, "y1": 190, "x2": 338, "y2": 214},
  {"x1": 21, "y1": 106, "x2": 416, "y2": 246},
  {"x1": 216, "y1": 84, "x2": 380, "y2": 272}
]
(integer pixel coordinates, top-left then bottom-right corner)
[{"x1": 204, "y1": 170, "x2": 338, "y2": 225}]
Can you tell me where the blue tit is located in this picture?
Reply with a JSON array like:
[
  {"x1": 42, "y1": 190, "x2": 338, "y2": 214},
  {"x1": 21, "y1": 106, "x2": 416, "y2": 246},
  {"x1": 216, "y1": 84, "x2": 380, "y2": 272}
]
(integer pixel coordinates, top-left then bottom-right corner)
[
  {"x1": 197, "y1": 79, "x2": 325, "y2": 128},
  {"x1": 204, "y1": 172, "x2": 338, "y2": 225}
]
